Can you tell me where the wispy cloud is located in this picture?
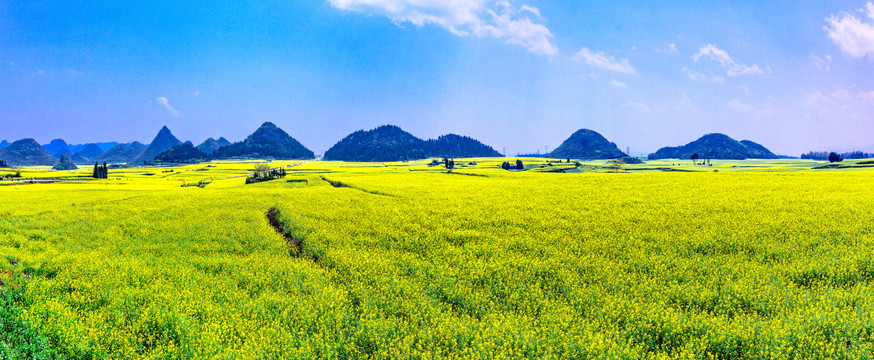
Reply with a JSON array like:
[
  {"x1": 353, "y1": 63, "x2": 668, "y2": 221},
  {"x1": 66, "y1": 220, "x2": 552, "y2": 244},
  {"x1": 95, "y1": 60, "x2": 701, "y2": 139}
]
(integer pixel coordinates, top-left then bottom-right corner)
[
  {"x1": 682, "y1": 67, "x2": 724, "y2": 83},
  {"x1": 811, "y1": 53, "x2": 832, "y2": 71},
  {"x1": 824, "y1": 2, "x2": 874, "y2": 58},
  {"x1": 656, "y1": 43, "x2": 677, "y2": 54},
  {"x1": 727, "y1": 99, "x2": 755, "y2": 112},
  {"x1": 691, "y1": 44, "x2": 763, "y2": 77},
  {"x1": 610, "y1": 80, "x2": 628, "y2": 89},
  {"x1": 328, "y1": 0, "x2": 558, "y2": 55},
  {"x1": 156, "y1": 97, "x2": 182, "y2": 117},
  {"x1": 574, "y1": 48, "x2": 636, "y2": 74},
  {"x1": 802, "y1": 88, "x2": 874, "y2": 137}
]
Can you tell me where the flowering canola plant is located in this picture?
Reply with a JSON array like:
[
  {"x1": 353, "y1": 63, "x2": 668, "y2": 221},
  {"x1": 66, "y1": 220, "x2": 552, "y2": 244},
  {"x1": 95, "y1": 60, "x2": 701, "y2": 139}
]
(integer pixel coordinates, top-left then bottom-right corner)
[{"x1": 1, "y1": 160, "x2": 873, "y2": 359}]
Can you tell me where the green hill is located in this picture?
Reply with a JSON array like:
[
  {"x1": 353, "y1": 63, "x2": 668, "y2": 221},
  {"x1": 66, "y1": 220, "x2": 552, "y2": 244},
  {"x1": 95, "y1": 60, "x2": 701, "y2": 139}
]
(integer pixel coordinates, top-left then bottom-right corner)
[
  {"x1": 131, "y1": 126, "x2": 183, "y2": 165},
  {"x1": 549, "y1": 129, "x2": 626, "y2": 160},
  {"x1": 0, "y1": 139, "x2": 57, "y2": 166},
  {"x1": 52, "y1": 155, "x2": 79, "y2": 170},
  {"x1": 648, "y1": 133, "x2": 778, "y2": 160},
  {"x1": 325, "y1": 125, "x2": 502, "y2": 162},
  {"x1": 426, "y1": 134, "x2": 502, "y2": 158},
  {"x1": 212, "y1": 122, "x2": 314, "y2": 160},
  {"x1": 324, "y1": 125, "x2": 428, "y2": 162},
  {"x1": 152, "y1": 143, "x2": 208, "y2": 164}
]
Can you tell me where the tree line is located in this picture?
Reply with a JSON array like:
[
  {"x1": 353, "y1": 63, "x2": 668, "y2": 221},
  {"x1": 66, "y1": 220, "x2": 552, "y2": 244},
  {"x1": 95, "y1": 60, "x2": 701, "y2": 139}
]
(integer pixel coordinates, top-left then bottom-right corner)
[{"x1": 801, "y1": 151, "x2": 871, "y2": 161}]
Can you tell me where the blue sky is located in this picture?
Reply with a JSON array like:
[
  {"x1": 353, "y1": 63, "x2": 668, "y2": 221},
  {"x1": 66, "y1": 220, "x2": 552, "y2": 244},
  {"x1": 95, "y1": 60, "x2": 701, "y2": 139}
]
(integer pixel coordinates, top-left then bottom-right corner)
[{"x1": 1, "y1": 1, "x2": 873, "y2": 156}]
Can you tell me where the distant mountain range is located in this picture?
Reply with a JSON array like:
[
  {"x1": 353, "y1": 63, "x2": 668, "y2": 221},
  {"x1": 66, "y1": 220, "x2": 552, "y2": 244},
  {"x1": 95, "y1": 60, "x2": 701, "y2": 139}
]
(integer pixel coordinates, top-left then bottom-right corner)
[
  {"x1": 1, "y1": 126, "x2": 807, "y2": 167},
  {"x1": 648, "y1": 133, "x2": 778, "y2": 160},
  {"x1": 69, "y1": 142, "x2": 119, "y2": 153},
  {"x1": 324, "y1": 125, "x2": 501, "y2": 162},
  {"x1": 71, "y1": 144, "x2": 107, "y2": 164},
  {"x1": 95, "y1": 142, "x2": 148, "y2": 164}
]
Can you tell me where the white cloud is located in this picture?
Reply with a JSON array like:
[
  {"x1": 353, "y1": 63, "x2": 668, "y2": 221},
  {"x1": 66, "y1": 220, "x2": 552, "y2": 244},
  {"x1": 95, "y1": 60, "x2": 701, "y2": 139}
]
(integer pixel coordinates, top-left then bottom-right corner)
[
  {"x1": 691, "y1": 44, "x2": 764, "y2": 77},
  {"x1": 328, "y1": 0, "x2": 558, "y2": 55},
  {"x1": 574, "y1": 48, "x2": 636, "y2": 74},
  {"x1": 610, "y1": 80, "x2": 628, "y2": 89},
  {"x1": 824, "y1": 2, "x2": 874, "y2": 58},
  {"x1": 156, "y1": 97, "x2": 182, "y2": 117},
  {"x1": 626, "y1": 94, "x2": 697, "y2": 114},
  {"x1": 626, "y1": 102, "x2": 649, "y2": 112}
]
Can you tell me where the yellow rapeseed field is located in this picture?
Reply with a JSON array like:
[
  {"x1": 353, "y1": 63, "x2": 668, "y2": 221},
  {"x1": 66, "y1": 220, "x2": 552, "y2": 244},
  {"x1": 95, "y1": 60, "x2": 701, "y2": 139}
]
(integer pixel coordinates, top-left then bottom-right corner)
[{"x1": 2, "y1": 160, "x2": 874, "y2": 359}]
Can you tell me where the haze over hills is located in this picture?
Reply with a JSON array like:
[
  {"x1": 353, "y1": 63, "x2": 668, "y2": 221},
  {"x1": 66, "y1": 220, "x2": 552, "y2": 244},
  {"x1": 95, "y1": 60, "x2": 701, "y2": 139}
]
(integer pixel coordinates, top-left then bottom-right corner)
[
  {"x1": 53, "y1": 148, "x2": 74, "y2": 160},
  {"x1": 212, "y1": 122, "x2": 314, "y2": 160},
  {"x1": 196, "y1": 137, "x2": 231, "y2": 155},
  {"x1": 68, "y1": 142, "x2": 120, "y2": 153},
  {"x1": 0, "y1": 139, "x2": 57, "y2": 166},
  {"x1": 648, "y1": 133, "x2": 778, "y2": 160},
  {"x1": 41, "y1": 139, "x2": 69, "y2": 159},
  {"x1": 94, "y1": 142, "x2": 147, "y2": 164},
  {"x1": 70, "y1": 144, "x2": 106, "y2": 164},
  {"x1": 549, "y1": 129, "x2": 626, "y2": 160},
  {"x1": 131, "y1": 126, "x2": 183, "y2": 165},
  {"x1": 324, "y1": 125, "x2": 504, "y2": 162},
  {"x1": 70, "y1": 153, "x2": 91, "y2": 164},
  {"x1": 75, "y1": 144, "x2": 106, "y2": 161}
]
